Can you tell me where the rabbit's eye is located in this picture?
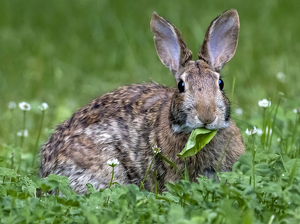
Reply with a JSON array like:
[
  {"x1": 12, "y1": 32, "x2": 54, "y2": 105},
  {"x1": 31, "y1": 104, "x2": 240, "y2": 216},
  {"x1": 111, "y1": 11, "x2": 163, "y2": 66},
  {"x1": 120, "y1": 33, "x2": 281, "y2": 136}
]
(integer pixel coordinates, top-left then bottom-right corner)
[
  {"x1": 218, "y1": 79, "x2": 224, "y2": 90},
  {"x1": 178, "y1": 80, "x2": 185, "y2": 93}
]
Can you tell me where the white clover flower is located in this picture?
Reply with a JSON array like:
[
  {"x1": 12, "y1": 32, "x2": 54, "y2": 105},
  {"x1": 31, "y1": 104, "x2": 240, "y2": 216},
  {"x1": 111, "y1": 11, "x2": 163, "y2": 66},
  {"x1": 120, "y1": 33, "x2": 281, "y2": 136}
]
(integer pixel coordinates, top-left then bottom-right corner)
[
  {"x1": 38, "y1": 102, "x2": 49, "y2": 111},
  {"x1": 8, "y1": 101, "x2": 17, "y2": 109},
  {"x1": 266, "y1": 126, "x2": 272, "y2": 135},
  {"x1": 17, "y1": 129, "x2": 28, "y2": 137},
  {"x1": 235, "y1": 108, "x2": 243, "y2": 116},
  {"x1": 107, "y1": 158, "x2": 119, "y2": 167},
  {"x1": 256, "y1": 128, "x2": 263, "y2": 136},
  {"x1": 258, "y1": 99, "x2": 271, "y2": 108},
  {"x1": 276, "y1": 72, "x2": 285, "y2": 83},
  {"x1": 19, "y1": 102, "x2": 31, "y2": 111},
  {"x1": 245, "y1": 127, "x2": 257, "y2": 135},
  {"x1": 293, "y1": 108, "x2": 300, "y2": 114},
  {"x1": 152, "y1": 145, "x2": 161, "y2": 154},
  {"x1": 245, "y1": 129, "x2": 251, "y2": 135}
]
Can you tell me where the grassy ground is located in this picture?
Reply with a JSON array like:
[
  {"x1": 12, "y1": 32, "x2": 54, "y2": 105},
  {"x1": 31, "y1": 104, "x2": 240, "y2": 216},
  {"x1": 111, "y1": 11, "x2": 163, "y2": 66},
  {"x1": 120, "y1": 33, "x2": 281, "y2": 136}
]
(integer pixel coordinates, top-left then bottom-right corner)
[{"x1": 1, "y1": 0, "x2": 300, "y2": 223}]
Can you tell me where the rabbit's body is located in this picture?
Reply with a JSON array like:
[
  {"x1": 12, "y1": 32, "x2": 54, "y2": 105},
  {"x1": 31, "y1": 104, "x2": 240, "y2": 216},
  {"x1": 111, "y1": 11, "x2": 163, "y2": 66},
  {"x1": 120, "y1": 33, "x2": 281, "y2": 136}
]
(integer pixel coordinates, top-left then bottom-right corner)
[{"x1": 40, "y1": 9, "x2": 245, "y2": 194}]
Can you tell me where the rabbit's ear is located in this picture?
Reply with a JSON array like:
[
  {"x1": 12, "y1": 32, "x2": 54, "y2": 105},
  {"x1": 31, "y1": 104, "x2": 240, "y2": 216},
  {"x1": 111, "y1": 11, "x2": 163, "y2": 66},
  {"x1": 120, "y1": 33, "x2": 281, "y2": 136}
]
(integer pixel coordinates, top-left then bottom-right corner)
[
  {"x1": 151, "y1": 12, "x2": 192, "y2": 80},
  {"x1": 199, "y1": 9, "x2": 240, "y2": 72}
]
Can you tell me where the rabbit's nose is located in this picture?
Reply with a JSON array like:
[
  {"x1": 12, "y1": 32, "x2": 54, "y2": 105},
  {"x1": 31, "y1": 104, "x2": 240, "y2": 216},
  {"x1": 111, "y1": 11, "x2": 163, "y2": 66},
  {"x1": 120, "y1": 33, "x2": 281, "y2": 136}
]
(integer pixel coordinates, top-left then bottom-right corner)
[
  {"x1": 198, "y1": 115, "x2": 216, "y2": 125},
  {"x1": 196, "y1": 102, "x2": 216, "y2": 125}
]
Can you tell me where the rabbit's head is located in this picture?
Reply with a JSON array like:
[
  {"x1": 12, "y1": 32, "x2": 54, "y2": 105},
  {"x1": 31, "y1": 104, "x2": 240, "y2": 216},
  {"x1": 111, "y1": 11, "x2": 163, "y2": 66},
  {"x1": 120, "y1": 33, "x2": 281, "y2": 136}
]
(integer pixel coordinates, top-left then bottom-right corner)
[{"x1": 150, "y1": 9, "x2": 240, "y2": 133}]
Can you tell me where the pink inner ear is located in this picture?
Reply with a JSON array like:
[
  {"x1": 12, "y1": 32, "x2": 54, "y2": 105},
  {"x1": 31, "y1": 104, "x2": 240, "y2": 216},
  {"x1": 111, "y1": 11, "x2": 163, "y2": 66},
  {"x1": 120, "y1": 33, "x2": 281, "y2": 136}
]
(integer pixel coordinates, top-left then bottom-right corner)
[{"x1": 208, "y1": 16, "x2": 237, "y2": 70}]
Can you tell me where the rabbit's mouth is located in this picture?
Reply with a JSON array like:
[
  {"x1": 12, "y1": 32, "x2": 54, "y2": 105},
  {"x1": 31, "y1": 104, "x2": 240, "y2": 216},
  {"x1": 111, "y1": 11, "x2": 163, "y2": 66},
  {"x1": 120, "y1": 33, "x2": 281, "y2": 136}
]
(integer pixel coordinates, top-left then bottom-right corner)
[
  {"x1": 172, "y1": 121, "x2": 206, "y2": 133},
  {"x1": 172, "y1": 116, "x2": 229, "y2": 133},
  {"x1": 205, "y1": 119, "x2": 230, "y2": 130}
]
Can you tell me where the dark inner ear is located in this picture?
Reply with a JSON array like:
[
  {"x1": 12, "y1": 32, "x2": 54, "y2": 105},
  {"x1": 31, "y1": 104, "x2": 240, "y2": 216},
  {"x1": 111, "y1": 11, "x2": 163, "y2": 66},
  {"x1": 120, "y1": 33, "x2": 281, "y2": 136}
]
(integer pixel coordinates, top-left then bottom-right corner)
[
  {"x1": 198, "y1": 9, "x2": 240, "y2": 72},
  {"x1": 150, "y1": 12, "x2": 192, "y2": 80}
]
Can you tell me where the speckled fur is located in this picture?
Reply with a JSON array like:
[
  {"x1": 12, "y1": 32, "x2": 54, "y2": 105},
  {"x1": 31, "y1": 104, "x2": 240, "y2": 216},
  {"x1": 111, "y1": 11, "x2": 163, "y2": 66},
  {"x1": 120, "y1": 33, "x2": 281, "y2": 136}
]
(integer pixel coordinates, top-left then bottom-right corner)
[{"x1": 40, "y1": 9, "x2": 244, "y2": 194}]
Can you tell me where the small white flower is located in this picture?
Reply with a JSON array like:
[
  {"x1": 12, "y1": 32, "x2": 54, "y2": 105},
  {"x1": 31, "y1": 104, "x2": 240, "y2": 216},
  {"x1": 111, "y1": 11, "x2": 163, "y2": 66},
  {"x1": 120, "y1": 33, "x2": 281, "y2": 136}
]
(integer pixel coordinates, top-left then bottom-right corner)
[
  {"x1": 8, "y1": 101, "x2": 17, "y2": 109},
  {"x1": 17, "y1": 129, "x2": 28, "y2": 137},
  {"x1": 107, "y1": 158, "x2": 119, "y2": 167},
  {"x1": 245, "y1": 127, "x2": 257, "y2": 135},
  {"x1": 245, "y1": 129, "x2": 251, "y2": 135},
  {"x1": 257, "y1": 129, "x2": 263, "y2": 136},
  {"x1": 277, "y1": 138, "x2": 281, "y2": 142},
  {"x1": 38, "y1": 102, "x2": 49, "y2": 111},
  {"x1": 19, "y1": 102, "x2": 31, "y2": 111},
  {"x1": 266, "y1": 126, "x2": 272, "y2": 135},
  {"x1": 282, "y1": 174, "x2": 284, "y2": 177},
  {"x1": 258, "y1": 99, "x2": 271, "y2": 108},
  {"x1": 293, "y1": 108, "x2": 300, "y2": 114},
  {"x1": 152, "y1": 145, "x2": 161, "y2": 154},
  {"x1": 235, "y1": 108, "x2": 243, "y2": 116},
  {"x1": 276, "y1": 72, "x2": 285, "y2": 83}
]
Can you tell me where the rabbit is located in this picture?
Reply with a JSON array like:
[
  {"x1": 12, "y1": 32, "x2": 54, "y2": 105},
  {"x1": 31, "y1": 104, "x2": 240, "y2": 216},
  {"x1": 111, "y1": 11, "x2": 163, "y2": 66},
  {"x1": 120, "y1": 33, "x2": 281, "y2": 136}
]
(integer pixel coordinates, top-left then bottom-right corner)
[{"x1": 39, "y1": 9, "x2": 245, "y2": 194}]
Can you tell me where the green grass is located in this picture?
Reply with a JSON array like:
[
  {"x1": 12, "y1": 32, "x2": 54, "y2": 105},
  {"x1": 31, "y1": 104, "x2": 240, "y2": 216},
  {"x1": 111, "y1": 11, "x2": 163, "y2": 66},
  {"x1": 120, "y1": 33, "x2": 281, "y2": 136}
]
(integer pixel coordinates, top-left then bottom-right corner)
[{"x1": 1, "y1": 0, "x2": 300, "y2": 223}]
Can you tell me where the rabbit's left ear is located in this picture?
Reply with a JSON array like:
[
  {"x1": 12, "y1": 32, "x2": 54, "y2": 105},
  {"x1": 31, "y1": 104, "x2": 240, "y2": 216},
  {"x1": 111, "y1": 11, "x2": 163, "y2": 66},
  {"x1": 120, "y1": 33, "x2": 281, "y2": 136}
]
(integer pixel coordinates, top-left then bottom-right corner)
[
  {"x1": 150, "y1": 12, "x2": 192, "y2": 81},
  {"x1": 199, "y1": 9, "x2": 240, "y2": 72}
]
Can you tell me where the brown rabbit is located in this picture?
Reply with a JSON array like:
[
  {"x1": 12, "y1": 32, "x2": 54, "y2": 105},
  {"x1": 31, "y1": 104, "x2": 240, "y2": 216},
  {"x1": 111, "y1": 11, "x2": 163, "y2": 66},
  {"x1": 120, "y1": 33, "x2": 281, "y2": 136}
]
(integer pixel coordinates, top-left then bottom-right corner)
[{"x1": 40, "y1": 9, "x2": 245, "y2": 194}]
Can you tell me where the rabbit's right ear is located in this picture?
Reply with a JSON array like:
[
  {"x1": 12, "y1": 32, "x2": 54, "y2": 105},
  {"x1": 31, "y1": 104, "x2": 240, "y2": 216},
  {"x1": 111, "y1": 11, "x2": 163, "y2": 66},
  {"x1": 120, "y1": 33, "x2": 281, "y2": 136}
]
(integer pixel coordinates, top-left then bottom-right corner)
[
  {"x1": 150, "y1": 12, "x2": 192, "y2": 81},
  {"x1": 199, "y1": 9, "x2": 240, "y2": 72}
]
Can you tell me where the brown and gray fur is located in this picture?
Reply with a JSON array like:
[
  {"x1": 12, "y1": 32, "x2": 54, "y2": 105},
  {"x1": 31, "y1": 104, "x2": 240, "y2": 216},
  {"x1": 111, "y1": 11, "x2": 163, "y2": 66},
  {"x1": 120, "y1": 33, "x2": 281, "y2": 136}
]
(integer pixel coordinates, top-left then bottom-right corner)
[{"x1": 40, "y1": 9, "x2": 245, "y2": 194}]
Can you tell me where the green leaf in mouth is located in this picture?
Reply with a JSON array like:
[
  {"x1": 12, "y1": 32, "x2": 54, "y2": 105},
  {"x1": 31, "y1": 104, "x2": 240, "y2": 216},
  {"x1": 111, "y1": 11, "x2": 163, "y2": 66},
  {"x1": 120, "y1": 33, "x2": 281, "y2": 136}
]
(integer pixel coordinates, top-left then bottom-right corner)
[{"x1": 177, "y1": 128, "x2": 218, "y2": 158}]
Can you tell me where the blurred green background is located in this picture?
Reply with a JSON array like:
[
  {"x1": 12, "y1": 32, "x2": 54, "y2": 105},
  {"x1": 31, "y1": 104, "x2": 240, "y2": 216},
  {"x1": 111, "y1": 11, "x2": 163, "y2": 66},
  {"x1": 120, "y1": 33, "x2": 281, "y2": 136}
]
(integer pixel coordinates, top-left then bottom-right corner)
[{"x1": 1, "y1": 0, "x2": 300, "y2": 152}]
